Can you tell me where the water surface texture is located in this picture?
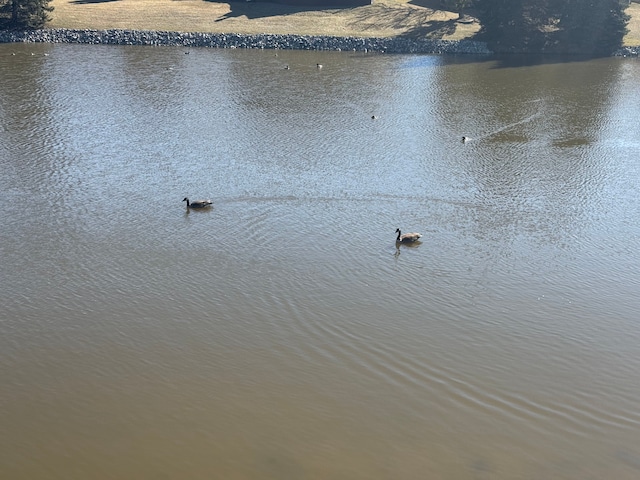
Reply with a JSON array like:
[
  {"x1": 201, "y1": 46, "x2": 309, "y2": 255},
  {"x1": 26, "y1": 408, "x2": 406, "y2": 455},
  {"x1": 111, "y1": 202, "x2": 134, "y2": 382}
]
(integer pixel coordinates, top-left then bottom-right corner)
[{"x1": 2, "y1": 43, "x2": 640, "y2": 479}]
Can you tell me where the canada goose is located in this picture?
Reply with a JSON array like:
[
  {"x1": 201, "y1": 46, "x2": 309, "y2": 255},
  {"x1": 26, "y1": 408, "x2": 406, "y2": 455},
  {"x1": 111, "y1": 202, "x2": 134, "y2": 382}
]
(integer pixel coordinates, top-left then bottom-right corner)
[
  {"x1": 372, "y1": 115, "x2": 378, "y2": 120},
  {"x1": 396, "y1": 228, "x2": 422, "y2": 243},
  {"x1": 183, "y1": 197, "x2": 212, "y2": 209},
  {"x1": 316, "y1": 63, "x2": 323, "y2": 69},
  {"x1": 462, "y1": 136, "x2": 469, "y2": 143}
]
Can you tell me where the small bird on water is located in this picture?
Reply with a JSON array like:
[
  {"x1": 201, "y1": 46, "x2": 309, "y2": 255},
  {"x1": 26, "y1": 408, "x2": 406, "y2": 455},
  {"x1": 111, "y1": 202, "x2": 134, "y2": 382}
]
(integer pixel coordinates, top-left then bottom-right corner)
[
  {"x1": 183, "y1": 197, "x2": 213, "y2": 209},
  {"x1": 395, "y1": 228, "x2": 422, "y2": 243}
]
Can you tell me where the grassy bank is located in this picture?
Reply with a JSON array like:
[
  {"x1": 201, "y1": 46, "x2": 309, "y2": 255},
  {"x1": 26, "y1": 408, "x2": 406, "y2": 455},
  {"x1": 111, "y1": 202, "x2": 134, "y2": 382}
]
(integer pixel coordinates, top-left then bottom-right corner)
[
  {"x1": 47, "y1": 0, "x2": 479, "y2": 40},
  {"x1": 46, "y1": 0, "x2": 640, "y2": 47}
]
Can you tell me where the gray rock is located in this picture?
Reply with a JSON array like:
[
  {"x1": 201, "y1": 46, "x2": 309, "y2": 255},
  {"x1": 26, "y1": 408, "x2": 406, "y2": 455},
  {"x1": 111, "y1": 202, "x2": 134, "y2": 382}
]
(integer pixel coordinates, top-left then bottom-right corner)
[{"x1": 0, "y1": 28, "x2": 493, "y2": 55}]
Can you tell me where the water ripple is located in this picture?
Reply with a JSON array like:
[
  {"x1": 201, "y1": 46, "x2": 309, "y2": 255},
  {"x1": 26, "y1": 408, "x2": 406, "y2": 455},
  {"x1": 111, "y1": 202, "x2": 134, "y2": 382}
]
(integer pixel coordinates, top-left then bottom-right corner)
[{"x1": 3, "y1": 44, "x2": 640, "y2": 480}]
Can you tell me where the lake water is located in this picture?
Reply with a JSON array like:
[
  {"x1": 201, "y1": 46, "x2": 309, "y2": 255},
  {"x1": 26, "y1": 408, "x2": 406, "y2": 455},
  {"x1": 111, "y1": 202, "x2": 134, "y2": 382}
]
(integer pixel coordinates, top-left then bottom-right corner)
[{"x1": 1, "y1": 42, "x2": 640, "y2": 479}]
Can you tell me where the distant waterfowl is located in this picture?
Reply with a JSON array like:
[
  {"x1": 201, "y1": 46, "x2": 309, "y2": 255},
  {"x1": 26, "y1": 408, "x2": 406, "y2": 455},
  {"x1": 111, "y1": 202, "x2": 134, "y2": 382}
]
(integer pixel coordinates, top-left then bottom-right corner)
[
  {"x1": 372, "y1": 115, "x2": 378, "y2": 120},
  {"x1": 396, "y1": 228, "x2": 422, "y2": 243},
  {"x1": 462, "y1": 136, "x2": 469, "y2": 143},
  {"x1": 183, "y1": 197, "x2": 212, "y2": 209},
  {"x1": 284, "y1": 65, "x2": 290, "y2": 70},
  {"x1": 316, "y1": 63, "x2": 323, "y2": 69}
]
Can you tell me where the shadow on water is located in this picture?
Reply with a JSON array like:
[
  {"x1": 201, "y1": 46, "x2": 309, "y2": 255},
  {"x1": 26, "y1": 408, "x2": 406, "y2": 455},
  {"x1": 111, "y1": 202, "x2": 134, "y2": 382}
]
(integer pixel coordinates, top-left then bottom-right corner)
[
  {"x1": 485, "y1": 53, "x2": 613, "y2": 68},
  {"x1": 424, "y1": 51, "x2": 616, "y2": 69}
]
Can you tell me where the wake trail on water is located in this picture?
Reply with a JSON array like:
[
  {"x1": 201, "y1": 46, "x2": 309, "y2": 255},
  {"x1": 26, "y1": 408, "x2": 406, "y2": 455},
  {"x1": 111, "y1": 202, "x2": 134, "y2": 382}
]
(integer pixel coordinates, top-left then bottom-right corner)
[{"x1": 466, "y1": 104, "x2": 544, "y2": 142}]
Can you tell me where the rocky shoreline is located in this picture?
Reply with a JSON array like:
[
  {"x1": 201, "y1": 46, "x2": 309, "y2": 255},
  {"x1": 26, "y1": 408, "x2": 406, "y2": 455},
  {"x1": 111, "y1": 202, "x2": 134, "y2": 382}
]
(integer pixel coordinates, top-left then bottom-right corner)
[
  {"x1": 1, "y1": 28, "x2": 638, "y2": 56},
  {"x1": 0, "y1": 28, "x2": 492, "y2": 54},
  {"x1": 614, "y1": 46, "x2": 640, "y2": 56}
]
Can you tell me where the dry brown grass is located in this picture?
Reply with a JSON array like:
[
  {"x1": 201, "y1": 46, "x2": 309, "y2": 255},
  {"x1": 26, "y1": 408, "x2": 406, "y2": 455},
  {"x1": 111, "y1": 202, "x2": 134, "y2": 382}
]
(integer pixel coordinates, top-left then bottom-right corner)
[
  {"x1": 47, "y1": 0, "x2": 479, "y2": 40},
  {"x1": 47, "y1": 0, "x2": 638, "y2": 46},
  {"x1": 624, "y1": 3, "x2": 640, "y2": 46}
]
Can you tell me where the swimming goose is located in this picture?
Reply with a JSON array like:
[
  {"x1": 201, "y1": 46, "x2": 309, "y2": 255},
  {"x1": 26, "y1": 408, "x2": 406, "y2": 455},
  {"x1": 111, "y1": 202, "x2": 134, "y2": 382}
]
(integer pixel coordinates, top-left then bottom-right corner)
[
  {"x1": 183, "y1": 197, "x2": 212, "y2": 209},
  {"x1": 396, "y1": 228, "x2": 422, "y2": 243}
]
